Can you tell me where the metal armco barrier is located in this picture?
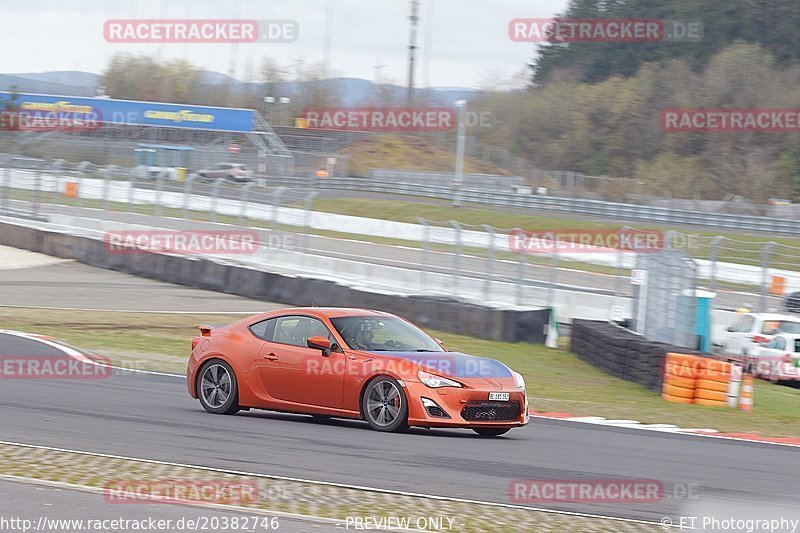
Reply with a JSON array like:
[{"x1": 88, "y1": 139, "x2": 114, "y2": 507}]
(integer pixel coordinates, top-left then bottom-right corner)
[{"x1": 260, "y1": 176, "x2": 800, "y2": 236}]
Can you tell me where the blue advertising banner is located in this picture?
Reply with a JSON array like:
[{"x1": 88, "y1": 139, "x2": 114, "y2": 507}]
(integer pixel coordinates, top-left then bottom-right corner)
[{"x1": 0, "y1": 92, "x2": 256, "y2": 132}]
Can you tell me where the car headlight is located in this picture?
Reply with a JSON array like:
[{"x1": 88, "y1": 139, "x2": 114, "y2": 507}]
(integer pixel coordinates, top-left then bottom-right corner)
[
  {"x1": 512, "y1": 371, "x2": 525, "y2": 390},
  {"x1": 418, "y1": 370, "x2": 461, "y2": 388}
]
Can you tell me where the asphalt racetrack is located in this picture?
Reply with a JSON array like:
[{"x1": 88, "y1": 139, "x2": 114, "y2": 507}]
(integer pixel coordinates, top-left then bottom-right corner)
[{"x1": 1, "y1": 255, "x2": 799, "y2": 526}]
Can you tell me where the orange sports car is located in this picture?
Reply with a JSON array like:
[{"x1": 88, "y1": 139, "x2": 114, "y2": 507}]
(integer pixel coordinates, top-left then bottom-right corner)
[{"x1": 187, "y1": 308, "x2": 529, "y2": 436}]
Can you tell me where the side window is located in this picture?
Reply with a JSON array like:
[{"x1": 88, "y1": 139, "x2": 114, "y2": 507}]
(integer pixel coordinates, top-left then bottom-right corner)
[
  {"x1": 249, "y1": 318, "x2": 276, "y2": 340},
  {"x1": 739, "y1": 316, "x2": 755, "y2": 333},
  {"x1": 730, "y1": 317, "x2": 745, "y2": 332},
  {"x1": 775, "y1": 338, "x2": 786, "y2": 350},
  {"x1": 272, "y1": 316, "x2": 332, "y2": 348}
]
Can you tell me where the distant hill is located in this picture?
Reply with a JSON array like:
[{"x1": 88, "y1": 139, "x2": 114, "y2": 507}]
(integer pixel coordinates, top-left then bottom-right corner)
[{"x1": 0, "y1": 70, "x2": 479, "y2": 107}]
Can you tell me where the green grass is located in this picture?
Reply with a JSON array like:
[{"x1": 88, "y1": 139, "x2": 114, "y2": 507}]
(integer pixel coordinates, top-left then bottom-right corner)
[{"x1": 2, "y1": 307, "x2": 798, "y2": 438}]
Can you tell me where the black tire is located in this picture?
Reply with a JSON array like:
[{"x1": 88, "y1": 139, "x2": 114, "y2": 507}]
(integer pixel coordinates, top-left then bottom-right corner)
[
  {"x1": 361, "y1": 376, "x2": 409, "y2": 432},
  {"x1": 473, "y1": 428, "x2": 511, "y2": 437},
  {"x1": 197, "y1": 359, "x2": 240, "y2": 415}
]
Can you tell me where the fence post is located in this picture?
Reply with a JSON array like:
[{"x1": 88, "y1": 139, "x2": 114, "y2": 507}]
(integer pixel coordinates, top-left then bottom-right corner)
[
  {"x1": 182, "y1": 173, "x2": 197, "y2": 221},
  {"x1": 32, "y1": 160, "x2": 43, "y2": 218},
  {"x1": 302, "y1": 191, "x2": 318, "y2": 253},
  {"x1": 614, "y1": 226, "x2": 627, "y2": 299},
  {"x1": 2, "y1": 161, "x2": 11, "y2": 214},
  {"x1": 102, "y1": 165, "x2": 116, "y2": 216},
  {"x1": 664, "y1": 230, "x2": 675, "y2": 249},
  {"x1": 49, "y1": 159, "x2": 65, "y2": 209},
  {"x1": 515, "y1": 228, "x2": 525, "y2": 305},
  {"x1": 75, "y1": 161, "x2": 90, "y2": 222},
  {"x1": 153, "y1": 171, "x2": 165, "y2": 222},
  {"x1": 419, "y1": 217, "x2": 429, "y2": 291},
  {"x1": 481, "y1": 224, "x2": 495, "y2": 301},
  {"x1": 760, "y1": 242, "x2": 777, "y2": 312},
  {"x1": 210, "y1": 178, "x2": 224, "y2": 224},
  {"x1": 450, "y1": 221, "x2": 462, "y2": 296},
  {"x1": 271, "y1": 186, "x2": 286, "y2": 233},
  {"x1": 126, "y1": 167, "x2": 139, "y2": 225},
  {"x1": 239, "y1": 182, "x2": 256, "y2": 227},
  {"x1": 708, "y1": 236, "x2": 724, "y2": 294},
  {"x1": 547, "y1": 243, "x2": 558, "y2": 309}
]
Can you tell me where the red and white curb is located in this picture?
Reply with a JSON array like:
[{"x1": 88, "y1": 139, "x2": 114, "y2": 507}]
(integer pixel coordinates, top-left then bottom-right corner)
[
  {"x1": 530, "y1": 411, "x2": 800, "y2": 447},
  {"x1": 4, "y1": 328, "x2": 799, "y2": 448},
  {"x1": 0, "y1": 329, "x2": 177, "y2": 377}
]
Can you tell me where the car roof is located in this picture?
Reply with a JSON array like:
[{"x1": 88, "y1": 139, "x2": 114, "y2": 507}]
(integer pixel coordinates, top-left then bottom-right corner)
[
  {"x1": 254, "y1": 307, "x2": 397, "y2": 320},
  {"x1": 748, "y1": 313, "x2": 800, "y2": 322}
]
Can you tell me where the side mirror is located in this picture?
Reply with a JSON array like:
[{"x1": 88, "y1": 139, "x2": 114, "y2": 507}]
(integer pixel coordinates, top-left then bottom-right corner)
[
  {"x1": 726, "y1": 326, "x2": 734, "y2": 332},
  {"x1": 307, "y1": 336, "x2": 332, "y2": 356}
]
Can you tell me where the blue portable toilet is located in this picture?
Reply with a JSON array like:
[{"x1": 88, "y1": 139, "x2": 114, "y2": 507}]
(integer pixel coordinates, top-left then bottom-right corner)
[{"x1": 695, "y1": 289, "x2": 716, "y2": 352}]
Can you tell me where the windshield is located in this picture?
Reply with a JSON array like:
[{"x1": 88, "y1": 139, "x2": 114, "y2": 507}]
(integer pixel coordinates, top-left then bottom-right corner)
[
  {"x1": 762, "y1": 321, "x2": 800, "y2": 334},
  {"x1": 330, "y1": 316, "x2": 444, "y2": 352}
]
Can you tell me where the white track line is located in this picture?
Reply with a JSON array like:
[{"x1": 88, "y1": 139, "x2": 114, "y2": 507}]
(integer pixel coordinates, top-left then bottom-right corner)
[
  {"x1": 0, "y1": 439, "x2": 658, "y2": 527},
  {"x1": 531, "y1": 414, "x2": 800, "y2": 448}
]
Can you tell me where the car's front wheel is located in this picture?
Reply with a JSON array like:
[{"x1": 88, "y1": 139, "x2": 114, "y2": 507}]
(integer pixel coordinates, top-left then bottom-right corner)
[
  {"x1": 472, "y1": 428, "x2": 511, "y2": 437},
  {"x1": 197, "y1": 360, "x2": 240, "y2": 415},
  {"x1": 362, "y1": 377, "x2": 408, "y2": 432}
]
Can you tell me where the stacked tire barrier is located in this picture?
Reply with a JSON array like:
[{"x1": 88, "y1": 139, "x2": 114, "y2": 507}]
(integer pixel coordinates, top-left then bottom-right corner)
[
  {"x1": 571, "y1": 321, "x2": 753, "y2": 408},
  {"x1": 570, "y1": 320, "x2": 705, "y2": 393},
  {"x1": 662, "y1": 354, "x2": 735, "y2": 407}
]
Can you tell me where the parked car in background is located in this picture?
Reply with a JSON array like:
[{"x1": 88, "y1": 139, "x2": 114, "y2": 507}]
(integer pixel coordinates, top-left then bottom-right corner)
[
  {"x1": 718, "y1": 312, "x2": 800, "y2": 357},
  {"x1": 747, "y1": 333, "x2": 800, "y2": 381},
  {"x1": 786, "y1": 291, "x2": 800, "y2": 313},
  {"x1": 194, "y1": 163, "x2": 254, "y2": 183}
]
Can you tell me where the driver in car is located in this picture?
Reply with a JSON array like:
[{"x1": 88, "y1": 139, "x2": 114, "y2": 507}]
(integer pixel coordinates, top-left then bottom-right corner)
[{"x1": 350, "y1": 321, "x2": 378, "y2": 350}]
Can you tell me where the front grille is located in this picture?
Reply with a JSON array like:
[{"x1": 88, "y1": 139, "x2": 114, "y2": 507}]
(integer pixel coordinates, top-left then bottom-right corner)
[{"x1": 461, "y1": 401, "x2": 520, "y2": 422}]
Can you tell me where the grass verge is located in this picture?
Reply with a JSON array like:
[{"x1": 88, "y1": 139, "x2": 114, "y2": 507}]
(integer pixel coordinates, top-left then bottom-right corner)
[{"x1": 1, "y1": 307, "x2": 798, "y2": 438}]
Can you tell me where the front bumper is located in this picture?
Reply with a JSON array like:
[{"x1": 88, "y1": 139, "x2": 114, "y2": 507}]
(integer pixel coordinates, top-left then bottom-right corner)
[{"x1": 404, "y1": 381, "x2": 529, "y2": 428}]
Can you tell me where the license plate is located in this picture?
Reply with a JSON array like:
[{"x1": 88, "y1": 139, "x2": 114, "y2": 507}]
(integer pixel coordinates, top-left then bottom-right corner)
[{"x1": 489, "y1": 392, "x2": 509, "y2": 401}]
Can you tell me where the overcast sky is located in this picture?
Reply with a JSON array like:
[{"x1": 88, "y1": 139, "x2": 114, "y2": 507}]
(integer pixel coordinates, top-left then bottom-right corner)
[{"x1": 0, "y1": 0, "x2": 569, "y2": 88}]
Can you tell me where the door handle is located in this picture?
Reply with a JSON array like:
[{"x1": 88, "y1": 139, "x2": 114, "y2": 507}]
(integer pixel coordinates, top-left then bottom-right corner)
[{"x1": 263, "y1": 353, "x2": 279, "y2": 361}]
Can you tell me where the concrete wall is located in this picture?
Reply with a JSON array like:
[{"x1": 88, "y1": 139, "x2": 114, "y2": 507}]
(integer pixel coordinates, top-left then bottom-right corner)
[{"x1": 0, "y1": 220, "x2": 550, "y2": 343}]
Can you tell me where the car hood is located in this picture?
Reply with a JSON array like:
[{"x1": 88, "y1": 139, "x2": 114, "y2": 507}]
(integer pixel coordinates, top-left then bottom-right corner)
[{"x1": 365, "y1": 351, "x2": 514, "y2": 379}]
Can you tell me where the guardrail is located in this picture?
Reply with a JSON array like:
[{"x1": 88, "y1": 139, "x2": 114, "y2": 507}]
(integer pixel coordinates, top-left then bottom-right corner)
[{"x1": 263, "y1": 176, "x2": 800, "y2": 236}]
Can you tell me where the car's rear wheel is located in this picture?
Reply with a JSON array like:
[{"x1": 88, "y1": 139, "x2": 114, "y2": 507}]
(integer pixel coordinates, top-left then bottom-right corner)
[
  {"x1": 362, "y1": 377, "x2": 408, "y2": 432},
  {"x1": 197, "y1": 360, "x2": 240, "y2": 415},
  {"x1": 473, "y1": 428, "x2": 511, "y2": 437}
]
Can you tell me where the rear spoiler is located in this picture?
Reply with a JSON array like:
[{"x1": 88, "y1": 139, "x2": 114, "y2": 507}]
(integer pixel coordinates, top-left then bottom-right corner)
[{"x1": 198, "y1": 325, "x2": 214, "y2": 337}]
